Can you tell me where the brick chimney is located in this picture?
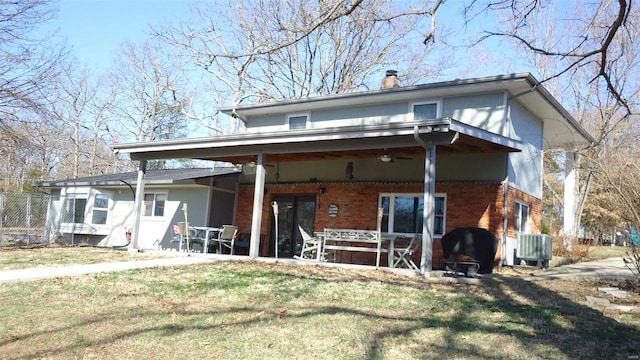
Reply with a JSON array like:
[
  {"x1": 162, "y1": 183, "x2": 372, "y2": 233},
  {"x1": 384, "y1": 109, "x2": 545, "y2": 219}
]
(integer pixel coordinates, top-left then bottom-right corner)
[{"x1": 381, "y1": 70, "x2": 400, "y2": 89}]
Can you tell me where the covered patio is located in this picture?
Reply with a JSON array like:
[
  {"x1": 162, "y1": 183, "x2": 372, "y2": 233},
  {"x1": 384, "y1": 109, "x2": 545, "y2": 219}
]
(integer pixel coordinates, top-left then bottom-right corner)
[{"x1": 114, "y1": 118, "x2": 521, "y2": 276}]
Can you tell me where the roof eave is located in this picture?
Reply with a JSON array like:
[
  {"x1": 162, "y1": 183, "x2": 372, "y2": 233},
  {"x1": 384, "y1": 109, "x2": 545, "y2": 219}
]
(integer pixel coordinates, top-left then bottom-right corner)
[{"x1": 219, "y1": 73, "x2": 538, "y2": 119}]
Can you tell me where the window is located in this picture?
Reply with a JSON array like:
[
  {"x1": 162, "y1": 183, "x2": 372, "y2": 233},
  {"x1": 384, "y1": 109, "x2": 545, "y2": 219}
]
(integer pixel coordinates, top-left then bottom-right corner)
[
  {"x1": 144, "y1": 193, "x2": 167, "y2": 217},
  {"x1": 63, "y1": 194, "x2": 87, "y2": 224},
  {"x1": 515, "y1": 201, "x2": 529, "y2": 233},
  {"x1": 379, "y1": 193, "x2": 446, "y2": 236},
  {"x1": 92, "y1": 193, "x2": 110, "y2": 225},
  {"x1": 412, "y1": 102, "x2": 439, "y2": 120},
  {"x1": 288, "y1": 114, "x2": 308, "y2": 130}
]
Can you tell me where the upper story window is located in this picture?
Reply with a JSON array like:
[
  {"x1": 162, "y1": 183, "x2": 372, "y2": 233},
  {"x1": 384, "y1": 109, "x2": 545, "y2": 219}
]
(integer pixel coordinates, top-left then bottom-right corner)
[
  {"x1": 63, "y1": 193, "x2": 87, "y2": 224},
  {"x1": 288, "y1": 114, "x2": 308, "y2": 130},
  {"x1": 412, "y1": 101, "x2": 440, "y2": 121},
  {"x1": 91, "y1": 193, "x2": 110, "y2": 225},
  {"x1": 515, "y1": 200, "x2": 530, "y2": 233},
  {"x1": 144, "y1": 193, "x2": 167, "y2": 217},
  {"x1": 379, "y1": 193, "x2": 446, "y2": 236}
]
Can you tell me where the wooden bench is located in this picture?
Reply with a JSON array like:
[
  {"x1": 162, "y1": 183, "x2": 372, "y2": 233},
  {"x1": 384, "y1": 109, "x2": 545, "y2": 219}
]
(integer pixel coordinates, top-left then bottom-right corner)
[{"x1": 322, "y1": 229, "x2": 388, "y2": 268}]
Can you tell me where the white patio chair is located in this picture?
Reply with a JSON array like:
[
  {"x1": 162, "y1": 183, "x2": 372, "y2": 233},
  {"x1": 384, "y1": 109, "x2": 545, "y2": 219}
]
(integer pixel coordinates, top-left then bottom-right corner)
[
  {"x1": 392, "y1": 234, "x2": 419, "y2": 270},
  {"x1": 294, "y1": 225, "x2": 322, "y2": 261},
  {"x1": 215, "y1": 225, "x2": 238, "y2": 254}
]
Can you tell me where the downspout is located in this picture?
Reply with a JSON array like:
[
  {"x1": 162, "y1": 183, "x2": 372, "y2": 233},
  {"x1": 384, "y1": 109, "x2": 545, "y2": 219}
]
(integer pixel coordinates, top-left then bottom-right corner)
[
  {"x1": 501, "y1": 92, "x2": 511, "y2": 268},
  {"x1": 249, "y1": 153, "x2": 266, "y2": 258},
  {"x1": 501, "y1": 173, "x2": 510, "y2": 267},
  {"x1": 131, "y1": 160, "x2": 147, "y2": 251},
  {"x1": 414, "y1": 125, "x2": 435, "y2": 277}
]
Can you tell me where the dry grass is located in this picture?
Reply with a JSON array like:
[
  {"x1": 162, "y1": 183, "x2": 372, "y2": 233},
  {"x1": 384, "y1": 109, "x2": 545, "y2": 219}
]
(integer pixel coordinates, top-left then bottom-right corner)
[
  {"x1": 0, "y1": 246, "x2": 163, "y2": 271},
  {"x1": 553, "y1": 241, "x2": 629, "y2": 262},
  {"x1": 0, "y1": 248, "x2": 639, "y2": 359},
  {"x1": 588, "y1": 245, "x2": 630, "y2": 260}
]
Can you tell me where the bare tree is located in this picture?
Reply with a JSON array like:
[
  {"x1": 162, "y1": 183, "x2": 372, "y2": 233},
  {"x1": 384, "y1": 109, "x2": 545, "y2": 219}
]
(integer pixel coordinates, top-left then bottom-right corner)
[
  {"x1": 106, "y1": 40, "x2": 193, "y2": 143},
  {"x1": 468, "y1": 1, "x2": 640, "y2": 245},
  {"x1": 162, "y1": 0, "x2": 637, "y2": 117},
  {"x1": 592, "y1": 132, "x2": 640, "y2": 276},
  {"x1": 0, "y1": 0, "x2": 66, "y2": 125},
  {"x1": 0, "y1": 0, "x2": 68, "y2": 189},
  {"x1": 154, "y1": 0, "x2": 452, "y2": 134},
  {"x1": 454, "y1": 0, "x2": 637, "y2": 117},
  {"x1": 42, "y1": 63, "x2": 119, "y2": 179}
]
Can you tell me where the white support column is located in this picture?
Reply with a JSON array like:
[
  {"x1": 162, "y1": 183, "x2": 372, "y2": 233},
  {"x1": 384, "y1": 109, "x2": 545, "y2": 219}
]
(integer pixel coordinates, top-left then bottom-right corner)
[
  {"x1": 563, "y1": 152, "x2": 577, "y2": 247},
  {"x1": 249, "y1": 153, "x2": 266, "y2": 258},
  {"x1": 562, "y1": 152, "x2": 578, "y2": 250},
  {"x1": 131, "y1": 160, "x2": 147, "y2": 251},
  {"x1": 419, "y1": 144, "x2": 436, "y2": 276}
]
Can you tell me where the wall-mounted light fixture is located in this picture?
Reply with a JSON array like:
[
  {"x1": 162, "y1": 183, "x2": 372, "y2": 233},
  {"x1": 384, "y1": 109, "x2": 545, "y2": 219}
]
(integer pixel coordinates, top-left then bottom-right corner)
[
  {"x1": 246, "y1": 160, "x2": 256, "y2": 168},
  {"x1": 319, "y1": 186, "x2": 326, "y2": 194},
  {"x1": 379, "y1": 154, "x2": 393, "y2": 163},
  {"x1": 346, "y1": 162, "x2": 354, "y2": 180}
]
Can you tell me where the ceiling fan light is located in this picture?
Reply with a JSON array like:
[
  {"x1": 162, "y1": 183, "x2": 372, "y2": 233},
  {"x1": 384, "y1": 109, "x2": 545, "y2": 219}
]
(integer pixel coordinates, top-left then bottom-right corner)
[{"x1": 380, "y1": 154, "x2": 392, "y2": 162}]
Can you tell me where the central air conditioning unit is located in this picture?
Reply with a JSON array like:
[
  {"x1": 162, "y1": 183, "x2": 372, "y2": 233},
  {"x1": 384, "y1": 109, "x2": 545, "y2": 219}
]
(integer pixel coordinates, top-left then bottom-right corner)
[{"x1": 516, "y1": 233, "x2": 553, "y2": 268}]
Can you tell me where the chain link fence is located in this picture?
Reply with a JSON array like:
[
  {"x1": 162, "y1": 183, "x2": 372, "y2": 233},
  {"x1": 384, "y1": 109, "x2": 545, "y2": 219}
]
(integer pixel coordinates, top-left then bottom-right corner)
[{"x1": 0, "y1": 193, "x2": 52, "y2": 247}]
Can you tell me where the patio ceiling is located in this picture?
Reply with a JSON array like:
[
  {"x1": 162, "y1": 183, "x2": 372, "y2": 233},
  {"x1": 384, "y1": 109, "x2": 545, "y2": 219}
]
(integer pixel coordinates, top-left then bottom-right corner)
[{"x1": 114, "y1": 118, "x2": 522, "y2": 165}]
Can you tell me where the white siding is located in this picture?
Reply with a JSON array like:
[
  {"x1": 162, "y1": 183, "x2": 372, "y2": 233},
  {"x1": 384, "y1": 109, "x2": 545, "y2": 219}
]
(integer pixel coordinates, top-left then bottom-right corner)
[
  {"x1": 244, "y1": 92, "x2": 507, "y2": 134},
  {"x1": 442, "y1": 92, "x2": 506, "y2": 134},
  {"x1": 507, "y1": 100, "x2": 544, "y2": 197}
]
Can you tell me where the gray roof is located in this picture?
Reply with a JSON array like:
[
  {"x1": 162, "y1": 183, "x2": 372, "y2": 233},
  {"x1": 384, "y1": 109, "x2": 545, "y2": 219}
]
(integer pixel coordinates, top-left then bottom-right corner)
[{"x1": 37, "y1": 167, "x2": 241, "y2": 188}]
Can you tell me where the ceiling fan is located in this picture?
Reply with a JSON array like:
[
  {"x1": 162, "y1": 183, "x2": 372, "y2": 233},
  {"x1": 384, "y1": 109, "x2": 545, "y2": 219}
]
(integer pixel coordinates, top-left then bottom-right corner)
[{"x1": 378, "y1": 150, "x2": 412, "y2": 163}]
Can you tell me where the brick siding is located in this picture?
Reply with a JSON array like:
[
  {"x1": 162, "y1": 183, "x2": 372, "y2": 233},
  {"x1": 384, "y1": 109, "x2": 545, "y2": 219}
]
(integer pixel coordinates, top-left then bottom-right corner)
[{"x1": 235, "y1": 182, "x2": 541, "y2": 269}]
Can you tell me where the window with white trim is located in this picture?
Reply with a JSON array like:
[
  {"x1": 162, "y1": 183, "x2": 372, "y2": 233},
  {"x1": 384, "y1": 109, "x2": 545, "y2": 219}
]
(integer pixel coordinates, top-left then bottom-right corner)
[
  {"x1": 379, "y1": 193, "x2": 446, "y2": 236},
  {"x1": 91, "y1": 193, "x2": 110, "y2": 225},
  {"x1": 412, "y1": 101, "x2": 439, "y2": 121},
  {"x1": 288, "y1": 114, "x2": 308, "y2": 130},
  {"x1": 63, "y1": 193, "x2": 87, "y2": 223},
  {"x1": 143, "y1": 193, "x2": 167, "y2": 217},
  {"x1": 515, "y1": 201, "x2": 529, "y2": 233}
]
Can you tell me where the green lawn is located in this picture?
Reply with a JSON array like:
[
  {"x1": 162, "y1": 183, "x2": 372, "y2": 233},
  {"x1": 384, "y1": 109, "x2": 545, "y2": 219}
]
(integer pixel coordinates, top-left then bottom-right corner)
[{"x1": 0, "y1": 248, "x2": 638, "y2": 359}]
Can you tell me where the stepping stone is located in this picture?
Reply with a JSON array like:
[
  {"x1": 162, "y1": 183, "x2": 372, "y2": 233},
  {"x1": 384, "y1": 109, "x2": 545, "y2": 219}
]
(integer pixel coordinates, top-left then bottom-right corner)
[
  {"x1": 605, "y1": 304, "x2": 636, "y2": 312},
  {"x1": 598, "y1": 287, "x2": 629, "y2": 298},
  {"x1": 598, "y1": 287, "x2": 619, "y2": 292},
  {"x1": 607, "y1": 290, "x2": 628, "y2": 298},
  {"x1": 586, "y1": 296, "x2": 611, "y2": 305}
]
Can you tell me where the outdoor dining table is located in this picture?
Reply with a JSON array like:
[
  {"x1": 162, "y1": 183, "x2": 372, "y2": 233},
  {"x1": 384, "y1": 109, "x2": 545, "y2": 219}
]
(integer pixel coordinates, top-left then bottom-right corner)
[
  {"x1": 192, "y1": 226, "x2": 220, "y2": 254},
  {"x1": 381, "y1": 234, "x2": 396, "y2": 268}
]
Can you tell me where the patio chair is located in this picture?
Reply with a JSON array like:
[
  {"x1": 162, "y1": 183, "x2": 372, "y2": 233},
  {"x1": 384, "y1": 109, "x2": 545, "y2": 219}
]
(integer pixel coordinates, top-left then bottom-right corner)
[
  {"x1": 215, "y1": 225, "x2": 238, "y2": 254},
  {"x1": 171, "y1": 222, "x2": 204, "y2": 253},
  {"x1": 392, "y1": 234, "x2": 419, "y2": 270},
  {"x1": 294, "y1": 225, "x2": 322, "y2": 261}
]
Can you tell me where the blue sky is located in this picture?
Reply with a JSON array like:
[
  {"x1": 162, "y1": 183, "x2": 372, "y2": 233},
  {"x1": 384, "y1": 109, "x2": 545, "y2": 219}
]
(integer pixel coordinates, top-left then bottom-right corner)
[
  {"x1": 52, "y1": 0, "x2": 193, "y2": 69},
  {"x1": 48, "y1": 0, "x2": 530, "y2": 77}
]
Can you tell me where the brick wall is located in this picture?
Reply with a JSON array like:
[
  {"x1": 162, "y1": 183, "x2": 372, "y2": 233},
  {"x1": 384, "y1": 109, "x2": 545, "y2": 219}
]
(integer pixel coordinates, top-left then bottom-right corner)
[
  {"x1": 506, "y1": 187, "x2": 542, "y2": 237},
  {"x1": 235, "y1": 181, "x2": 540, "y2": 268}
]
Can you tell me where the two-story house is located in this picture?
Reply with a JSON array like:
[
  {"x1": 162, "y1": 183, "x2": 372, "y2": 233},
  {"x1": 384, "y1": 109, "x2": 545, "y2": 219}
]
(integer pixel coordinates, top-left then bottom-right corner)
[{"x1": 114, "y1": 72, "x2": 593, "y2": 275}]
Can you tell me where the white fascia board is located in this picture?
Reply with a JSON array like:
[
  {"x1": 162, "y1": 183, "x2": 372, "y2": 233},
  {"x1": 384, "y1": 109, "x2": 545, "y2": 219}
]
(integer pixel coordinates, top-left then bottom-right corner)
[
  {"x1": 449, "y1": 119, "x2": 522, "y2": 151},
  {"x1": 114, "y1": 119, "x2": 453, "y2": 156}
]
